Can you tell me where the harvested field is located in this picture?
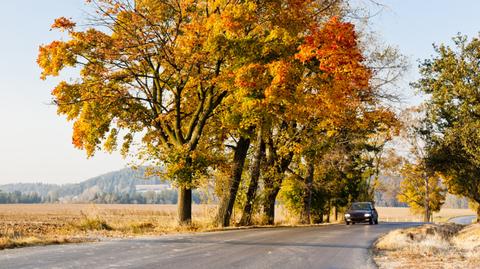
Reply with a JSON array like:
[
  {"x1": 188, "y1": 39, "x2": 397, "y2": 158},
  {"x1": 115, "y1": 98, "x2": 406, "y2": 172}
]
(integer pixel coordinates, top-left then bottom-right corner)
[
  {"x1": 376, "y1": 207, "x2": 476, "y2": 223},
  {"x1": 0, "y1": 204, "x2": 217, "y2": 250}
]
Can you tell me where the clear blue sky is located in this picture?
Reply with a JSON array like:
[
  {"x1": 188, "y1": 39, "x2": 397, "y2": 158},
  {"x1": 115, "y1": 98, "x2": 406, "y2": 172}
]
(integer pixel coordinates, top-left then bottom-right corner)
[
  {"x1": 1, "y1": 0, "x2": 480, "y2": 184},
  {"x1": 369, "y1": 0, "x2": 480, "y2": 102}
]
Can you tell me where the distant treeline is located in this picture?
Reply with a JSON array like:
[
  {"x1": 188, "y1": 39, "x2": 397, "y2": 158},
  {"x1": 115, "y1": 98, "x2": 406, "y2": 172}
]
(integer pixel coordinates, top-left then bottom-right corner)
[
  {"x1": 0, "y1": 189, "x2": 202, "y2": 204},
  {"x1": 85, "y1": 190, "x2": 202, "y2": 204},
  {"x1": 0, "y1": 191, "x2": 43, "y2": 204},
  {"x1": 2, "y1": 167, "x2": 467, "y2": 208}
]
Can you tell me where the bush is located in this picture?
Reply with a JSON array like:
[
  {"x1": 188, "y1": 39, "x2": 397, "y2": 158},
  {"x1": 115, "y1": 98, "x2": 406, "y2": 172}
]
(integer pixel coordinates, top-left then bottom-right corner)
[{"x1": 76, "y1": 217, "x2": 112, "y2": 231}]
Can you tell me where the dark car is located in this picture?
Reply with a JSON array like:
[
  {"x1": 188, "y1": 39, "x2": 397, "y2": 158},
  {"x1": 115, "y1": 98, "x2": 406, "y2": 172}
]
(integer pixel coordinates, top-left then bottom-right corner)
[{"x1": 344, "y1": 202, "x2": 378, "y2": 225}]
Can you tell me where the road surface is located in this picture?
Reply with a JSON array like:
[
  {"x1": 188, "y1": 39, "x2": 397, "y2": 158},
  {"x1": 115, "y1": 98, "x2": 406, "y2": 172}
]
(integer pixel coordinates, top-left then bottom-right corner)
[
  {"x1": 0, "y1": 222, "x2": 420, "y2": 269},
  {"x1": 449, "y1": 215, "x2": 477, "y2": 225}
]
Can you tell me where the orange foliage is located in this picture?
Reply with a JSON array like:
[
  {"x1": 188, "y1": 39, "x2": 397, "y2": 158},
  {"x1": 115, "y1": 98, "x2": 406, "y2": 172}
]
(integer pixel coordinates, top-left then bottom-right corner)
[
  {"x1": 51, "y1": 17, "x2": 76, "y2": 31},
  {"x1": 38, "y1": 0, "x2": 396, "y2": 185}
]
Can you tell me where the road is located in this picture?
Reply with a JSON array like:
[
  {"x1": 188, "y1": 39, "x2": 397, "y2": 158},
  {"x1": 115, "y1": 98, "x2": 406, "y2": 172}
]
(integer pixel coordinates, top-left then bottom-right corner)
[
  {"x1": 0, "y1": 222, "x2": 420, "y2": 269},
  {"x1": 449, "y1": 215, "x2": 477, "y2": 225}
]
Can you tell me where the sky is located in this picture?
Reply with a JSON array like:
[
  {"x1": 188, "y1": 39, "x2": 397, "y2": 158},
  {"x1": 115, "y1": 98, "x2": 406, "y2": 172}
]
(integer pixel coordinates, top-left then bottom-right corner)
[
  {"x1": 368, "y1": 0, "x2": 480, "y2": 102},
  {"x1": 1, "y1": 0, "x2": 480, "y2": 184}
]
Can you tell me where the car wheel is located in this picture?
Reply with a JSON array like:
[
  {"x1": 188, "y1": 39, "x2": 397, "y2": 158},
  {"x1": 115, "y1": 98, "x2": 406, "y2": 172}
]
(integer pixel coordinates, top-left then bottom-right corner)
[
  {"x1": 345, "y1": 221, "x2": 350, "y2": 225},
  {"x1": 374, "y1": 218, "x2": 379, "y2": 225},
  {"x1": 351, "y1": 222, "x2": 355, "y2": 225}
]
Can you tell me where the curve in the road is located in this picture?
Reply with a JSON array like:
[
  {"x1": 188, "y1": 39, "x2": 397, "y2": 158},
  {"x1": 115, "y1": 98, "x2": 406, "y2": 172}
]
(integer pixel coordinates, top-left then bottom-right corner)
[{"x1": 448, "y1": 215, "x2": 476, "y2": 225}]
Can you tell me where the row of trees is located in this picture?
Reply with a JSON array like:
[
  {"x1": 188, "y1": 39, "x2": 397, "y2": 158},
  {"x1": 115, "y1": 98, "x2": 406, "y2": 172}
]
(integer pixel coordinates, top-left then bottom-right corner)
[
  {"x1": 0, "y1": 189, "x2": 201, "y2": 204},
  {"x1": 38, "y1": 0, "x2": 405, "y2": 226},
  {"x1": 89, "y1": 189, "x2": 204, "y2": 204},
  {"x1": 0, "y1": 191, "x2": 42, "y2": 204}
]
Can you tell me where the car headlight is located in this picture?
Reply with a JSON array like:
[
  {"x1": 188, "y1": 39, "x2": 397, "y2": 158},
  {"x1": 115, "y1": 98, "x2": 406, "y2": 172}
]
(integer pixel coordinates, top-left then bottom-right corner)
[
  {"x1": 364, "y1": 213, "x2": 371, "y2": 217},
  {"x1": 345, "y1": 213, "x2": 350, "y2": 217}
]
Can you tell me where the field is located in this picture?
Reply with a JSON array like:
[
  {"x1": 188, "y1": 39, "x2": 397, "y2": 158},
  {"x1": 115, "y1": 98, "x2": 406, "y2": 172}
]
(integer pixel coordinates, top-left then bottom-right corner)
[
  {"x1": 377, "y1": 207, "x2": 476, "y2": 223},
  {"x1": 0, "y1": 204, "x2": 476, "y2": 250},
  {"x1": 0, "y1": 204, "x2": 217, "y2": 250}
]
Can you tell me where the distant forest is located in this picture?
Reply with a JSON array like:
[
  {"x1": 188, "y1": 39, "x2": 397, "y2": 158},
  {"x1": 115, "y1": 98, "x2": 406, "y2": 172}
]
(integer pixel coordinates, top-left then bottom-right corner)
[
  {"x1": 0, "y1": 189, "x2": 202, "y2": 204},
  {"x1": 0, "y1": 167, "x2": 467, "y2": 208},
  {"x1": 0, "y1": 167, "x2": 202, "y2": 204}
]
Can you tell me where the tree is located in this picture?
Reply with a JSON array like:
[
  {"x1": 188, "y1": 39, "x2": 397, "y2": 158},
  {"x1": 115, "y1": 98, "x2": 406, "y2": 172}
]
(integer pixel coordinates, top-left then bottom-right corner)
[
  {"x1": 262, "y1": 11, "x2": 400, "y2": 225},
  {"x1": 398, "y1": 162, "x2": 446, "y2": 221},
  {"x1": 414, "y1": 34, "x2": 480, "y2": 222},
  {"x1": 214, "y1": 0, "x2": 350, "y2": 227},
  {"x1": 239, "y1": 126, "x2": 265, "y2": 226},
  {"x1": 397, "y1": 106, "x2": 443, "y2": 222},
  {"x1": 38, "y1": 0, "x2": 257, "y2": 224},
  {"x1": 374, "y1": 149, "x2": 406, "y2": 207},
  {"x1": 38, "y1": 0, "x2": 404, "y2": 227}
]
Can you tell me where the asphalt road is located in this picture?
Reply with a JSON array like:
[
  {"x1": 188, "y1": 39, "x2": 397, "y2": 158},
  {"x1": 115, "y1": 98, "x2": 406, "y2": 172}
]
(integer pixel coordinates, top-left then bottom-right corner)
[
  {"x1": 449, "y1": 215, "x2": 477, "y2": 225},
  {"x1": 0, "y1": 222, "x2": 420, "y2": 269}
]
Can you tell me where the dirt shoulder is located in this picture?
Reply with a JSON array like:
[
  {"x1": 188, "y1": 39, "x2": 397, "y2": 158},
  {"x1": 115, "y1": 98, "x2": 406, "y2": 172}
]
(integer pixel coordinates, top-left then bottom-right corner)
[{"x1": 373, "y1": 223, "x2": 480, "y2": 269}]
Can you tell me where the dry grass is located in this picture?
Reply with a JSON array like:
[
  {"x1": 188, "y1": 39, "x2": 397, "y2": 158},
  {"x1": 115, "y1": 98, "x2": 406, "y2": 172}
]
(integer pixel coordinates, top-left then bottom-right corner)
[
  {"x1": 0, "y1": 204, "x2": 294, "y2": 250},
  {"x1": 374, "y1": 223, "x2": 480, "y2": 269},
  {"x1": 0, "y1": 204, "x2": 219, "y2": 250},
  {"x1": 453, "y1": 224, "x2": 480, "y2": 250}
]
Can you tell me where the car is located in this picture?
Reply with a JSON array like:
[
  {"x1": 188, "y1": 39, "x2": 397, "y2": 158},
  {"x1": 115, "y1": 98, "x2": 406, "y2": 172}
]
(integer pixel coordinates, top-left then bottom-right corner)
[{"x1": 344, "y1": 202, "x2": 378, "y2": 225}]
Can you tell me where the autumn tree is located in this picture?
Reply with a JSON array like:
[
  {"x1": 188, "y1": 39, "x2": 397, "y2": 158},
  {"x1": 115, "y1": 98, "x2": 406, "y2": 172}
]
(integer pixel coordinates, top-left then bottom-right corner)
[
  {"x1": 281, "y1": 13, "x2": 400, "y2": 223},
  {"x1": 414, "y1": 34, "x2": 480, "y2": 222},
  {"x1": 374, "y1": 149, "x2": 406, "y2": 207},
  {"x1": 260, "y1": 8, "x2": 403, "y2": 225},
  {"x1": 38, "y1": 0, "x2": 404, "y2": 227},
  {"x1": 214, "y1": 0, "x2": 348, "y2": 227},
  {"x1": 398, "y1": 162, "x2": 446, "y2": 221},
  {"x1": 396, "y1": 106, "x2": 446, "y2": 222},
  {"x1": 280, "y1": 114, "x2": 397, "y2": 224},
  {"x1": 38, "y1": 0, "x2": 256, "y2": 224}
]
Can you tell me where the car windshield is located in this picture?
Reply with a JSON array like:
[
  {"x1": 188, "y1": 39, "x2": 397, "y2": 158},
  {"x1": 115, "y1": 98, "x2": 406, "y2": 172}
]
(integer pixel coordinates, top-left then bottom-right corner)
[{"x1": 351, "y1": 203, "x2": 371, "y2": 210}]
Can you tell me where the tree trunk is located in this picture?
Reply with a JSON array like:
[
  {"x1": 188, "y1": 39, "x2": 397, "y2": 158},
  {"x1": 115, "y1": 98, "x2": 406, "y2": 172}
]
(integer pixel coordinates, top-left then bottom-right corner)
[
  {"x1": 216, "y1": 136, "x2": 251, "y2": 227},
  {"x1": 326, "y1": 200, "x2": 331, "y2": 223},
  {"x1": 476, "y1": 202, "x2": 480, "y2": 223},
  {"x1": 177, "y1": 156, "x2": 193, "y2": 225},
  {"x1": 240, "y1": 130, "x2": 265, "y2": 226},
  {"x1": 300, "y1": 159, "x2": 314, "y2": 224},
  {"x1": 424, "y1": 173, "x2": 430, "y2": 223},
  {"x1": 334, "y1": 206, "x2": 338, "y2": 221},
  {"x1": 262, "y1": 154, "x2": 293, "y2": 225},
  {"x1": 263, "y1": 187, "x2": 280, "y2": 225},
  {"x1": 177, "y1": 186, "x2": 192, "y2": 225},
  {"x1": 261, "y1": 125, "x2": 293, "y2": 225}
]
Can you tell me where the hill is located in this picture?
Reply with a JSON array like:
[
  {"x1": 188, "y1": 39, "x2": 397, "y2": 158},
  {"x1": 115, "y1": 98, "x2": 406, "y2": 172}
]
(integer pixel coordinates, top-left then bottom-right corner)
[
  {"x1": 1, "y1": 167, "x2": 164, "y2": 193},
  {"x1": 0, "y1": 167, "x2": 193, "y2": 204}
]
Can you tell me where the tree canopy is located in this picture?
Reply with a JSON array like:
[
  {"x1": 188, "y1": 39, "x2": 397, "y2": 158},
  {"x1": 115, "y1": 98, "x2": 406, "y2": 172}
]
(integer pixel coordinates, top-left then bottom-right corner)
[
  {"x1": 38, "y1": 0, "x2": 403, "y2": 226},
  {"x1": 414, "y1": 34, "x2": 480, "y2": 221}
]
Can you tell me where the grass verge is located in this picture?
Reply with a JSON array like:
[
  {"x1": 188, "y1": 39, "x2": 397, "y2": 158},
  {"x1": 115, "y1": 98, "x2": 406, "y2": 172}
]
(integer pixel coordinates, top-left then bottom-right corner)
[{"x1": 374, "y1": 223, "x2": 480, "y2": 269}]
